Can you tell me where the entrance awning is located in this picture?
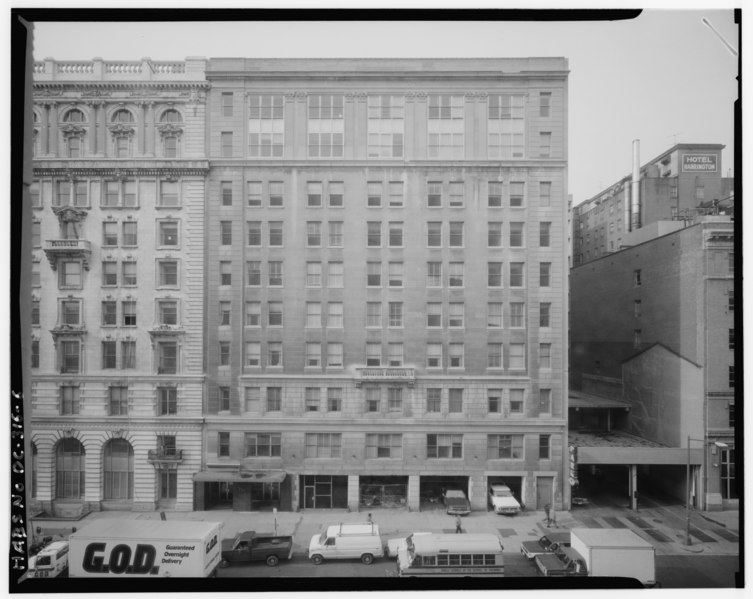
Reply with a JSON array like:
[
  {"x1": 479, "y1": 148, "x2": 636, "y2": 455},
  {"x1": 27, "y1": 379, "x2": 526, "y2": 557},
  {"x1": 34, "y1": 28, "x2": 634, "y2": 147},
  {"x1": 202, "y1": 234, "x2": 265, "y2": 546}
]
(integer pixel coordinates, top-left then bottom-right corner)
[{"x1": 193, "y1": 470, "x2": 286, "y2": 484}]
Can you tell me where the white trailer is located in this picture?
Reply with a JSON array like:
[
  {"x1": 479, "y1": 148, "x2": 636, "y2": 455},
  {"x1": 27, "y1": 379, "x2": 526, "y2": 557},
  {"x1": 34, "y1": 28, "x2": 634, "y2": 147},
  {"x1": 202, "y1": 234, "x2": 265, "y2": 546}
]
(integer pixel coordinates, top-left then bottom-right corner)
[
  {"x1": 569, "y1": 528, "x2": 656, "y2": 587},
  {"x1": 69, "y1": 519, "x2": 223, "y2": 578}
]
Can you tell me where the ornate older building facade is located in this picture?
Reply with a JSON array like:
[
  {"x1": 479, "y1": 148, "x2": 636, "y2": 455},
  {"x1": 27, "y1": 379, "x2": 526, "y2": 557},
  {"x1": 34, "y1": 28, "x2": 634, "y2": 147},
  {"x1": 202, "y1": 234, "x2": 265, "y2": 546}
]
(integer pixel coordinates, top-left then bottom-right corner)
[{"x1": 29, "y1": 58, "x2": 209, "y2": 513}]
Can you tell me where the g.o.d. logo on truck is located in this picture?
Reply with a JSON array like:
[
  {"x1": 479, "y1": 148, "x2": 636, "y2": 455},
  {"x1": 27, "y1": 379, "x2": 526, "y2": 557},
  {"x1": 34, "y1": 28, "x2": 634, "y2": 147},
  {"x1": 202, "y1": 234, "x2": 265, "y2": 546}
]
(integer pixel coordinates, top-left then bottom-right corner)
[{"x1": 82, "y1": 543, "x2": 160, "y2": 575}]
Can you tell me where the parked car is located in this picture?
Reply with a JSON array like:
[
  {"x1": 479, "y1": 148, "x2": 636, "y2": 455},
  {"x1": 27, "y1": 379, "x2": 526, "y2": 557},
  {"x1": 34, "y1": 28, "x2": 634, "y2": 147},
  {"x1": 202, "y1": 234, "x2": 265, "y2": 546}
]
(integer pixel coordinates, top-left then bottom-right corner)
[
  {"x1": 520, "y1": 532, "x2": 571, "y2": 559},
  {"x1": 220, "y1": 531, "x2": 294, "y2": 567},
  {"x1": 488, "y1": 484, "x2": 521, "y2": 516},
  {"x1": 443, "y1": 489, "x2": 471, "y2": 515}
]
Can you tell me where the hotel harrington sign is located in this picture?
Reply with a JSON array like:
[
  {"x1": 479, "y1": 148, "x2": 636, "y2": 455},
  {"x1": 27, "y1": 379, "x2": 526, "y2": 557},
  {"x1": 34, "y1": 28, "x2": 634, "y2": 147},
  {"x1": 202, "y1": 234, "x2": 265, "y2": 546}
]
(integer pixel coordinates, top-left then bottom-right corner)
[{"x1": 682, "y1": 154, "x2": 718, "y2": 172}]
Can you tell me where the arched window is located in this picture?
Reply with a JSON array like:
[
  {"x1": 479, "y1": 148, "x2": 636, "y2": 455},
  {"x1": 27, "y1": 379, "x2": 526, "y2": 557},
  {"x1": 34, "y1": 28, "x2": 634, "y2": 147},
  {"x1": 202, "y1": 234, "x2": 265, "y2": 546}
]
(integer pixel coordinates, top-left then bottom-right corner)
[
  {"x1": 55, "y1": 438, "x2": 85, "y2": 499},
  {"x1": 103, "y1": 439, "x2": 134, "y2": 500},
  {"x1": 64, "y1": 109, "x2": 86, "y2": 123},
  {"x1": 161, "y1": 109, "x2": 182, "y2": 123},
  {"x1": 111, "y1": 109, "x2": 134, "y2": 123}
]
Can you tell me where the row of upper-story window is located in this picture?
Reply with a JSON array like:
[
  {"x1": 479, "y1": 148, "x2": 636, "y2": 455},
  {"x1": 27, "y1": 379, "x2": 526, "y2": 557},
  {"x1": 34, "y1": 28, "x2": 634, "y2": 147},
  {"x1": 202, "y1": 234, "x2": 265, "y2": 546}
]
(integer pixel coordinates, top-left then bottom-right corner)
[
  {"x1": 33, "y1": 107, "x2": 185, "y2": 159},
  {"x1": 32, "y1": 258, "x2": 180, "y2": 290},
  {"x1": 31, "y1": 297, "x2": 181, "y2": 329},
  {"x1": 47, "y1": 384, "x2": 181, "y2": 417},
  {"x1": 226, "y1": 385, "x2": 554, "y2": 420},
  {"x1": 218, "y1": 300, "x2": 555, "y2": 330},
  {"x1": 219, "y1": 92, "x2": 558, "y2": 160},
  {"x1": 31, "y1": 178, "x2": 183, "y2": 209},
  {"x1": 33, "y1": 218, "x2": 180, "y2": 248},
  {"x1": 226, "y1": 220, "x2": 554, "y2": 248},
  {"x1": 216, "y1": 430, "x2": 555, "y2": 460}
]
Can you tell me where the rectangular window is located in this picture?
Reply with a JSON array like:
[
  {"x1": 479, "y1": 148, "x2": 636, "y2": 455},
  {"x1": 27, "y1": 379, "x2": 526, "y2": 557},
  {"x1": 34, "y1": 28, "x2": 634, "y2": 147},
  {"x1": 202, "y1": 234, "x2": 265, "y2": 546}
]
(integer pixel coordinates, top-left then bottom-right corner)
[
  {"x1": 539, "y1": 132, "x2": 552, "y2": 157},
  {"x1": 307, "y1": 181, "x2": 322, "y2": 207},
  {"x1": 269, "y1": 221, "x2": 283, "y2": 246},
  {"x1": 326, "y1": 181, "x2": 344, "y2": 207},
  {"x1": 388, "y1": 388, "x2": 403, "y2": 412},
  {"x1": 248, "y1": 94, "x2": 284, "y2": 157},
  {"x1": 328, "y1": 262, "x2": 343, "y2": 288},
  {"x1": 389, "y1": 181, "x2": 404, "y2": 207},
  {"x1": 245, "y1": 433, "x2": 282, "y2": 457},
  {"x1": 729, "y1": 366, "x2": 735, "y2": 388},
  {"x1": 158, "y1": 300, "x2": 177, "y2": 325},
  {"x1": 60, "y1": 385, "x2": 80, "y2": 415},
  {"x1": 159, "y1": 387, "x2": 177, "y2": 415},
  {"x1": 488, "y1": 181, "x2": 503, "y2": 207},
  {"x1": 388, "y1": 262, "x2": 403, "y2": 288},
  {"x1": 510, "y1": 389, "x2": 524, "y2": 414},
  {"x1": 245, "y1": 342, "x2": 261, "y2": 367},
  {"x1": 102, "y1": 341, "x2": 117, "y2": 369},
  {"x1": 488, "y1": 94, "x2": 525, "y2": 159},
  {"x1": 247, "y1": 221, "x2": 262, "y2": 246},
  {"x1": 109, "y1": 386, "x2": 128, "y2": 416},
  {"x1": 540, "y1": 262, "x2": 551, "y2": 287},
  {"x1": 103, "y1": 222, "x2": 118, "y2": 246},
  {"x1": 60, "y1": 261, "x2": 83, "y2": 288},
  {"x1": 539, "y1": 434, "x2": 551, "y2": 459},
  {"x1": 305, "y1": 387, "x2": 321, "y2": 411},
  {"x1": 426, "y1": 343, "x2": 442, "y2": 368},
  {"x1": 268, "y1": 342, "x2": 282, "y2": 367},
  {"x1": 218, "y1": 432, "x2": 230, "y2": 457},
  {"x1": 31, "y1": 299, "x2": 40, "y2": 325},
  {"x1": 367, "y1": 262, "x2": 381, "y2": 287},
  {"x1": 101, "y1": 300, "x2": 118, "y2": 327},
  {"x1": 367, "y1": 222, "x2": 382, "y2": 247},
  {"x1": 367, "y1": 95, "x2": 404, "y2": 158},
  {"x1": 540, "y1": 222, "x2": 551, "y2": 247},
  {"x1": 366, "y1": 302, "x2": 382, "y2": 328},
  {"x1": 367, "y1": 181, "x2": 382, "y2": 207},
  {"x1": 388, "y1": 343, "x2": 403, "y2": 366},
  {"x1": 428, "y1": 95, "x2": 464, "y2": 158},
  {"x1": 540, "y1": 302, "x2": 551, "y2": 327},
  {"x1": 247, "y1": 261, "x2": 261, "y2": 286},
  {"x1": 308, "y1": 94, "x2": 344, "y2": 158},
  {"x1": 158, "y1": 181, "x2": 179, "y2": 207},
  {"x1": 539, "y1": 389, "x2": 552, "y2": 414},
  {"x1": 121, "y1": 221, "x2": 138, "y2": 246},
  {"x1": 306, "y1": 262, "x2": 322, "y2": 287},
  {"x1": 266, "y1": 387, "x2": 282, "y2": 411},
  {"x1": 427, "y1": 222, "x2": 442, "y2": 247},
  {"x1": 366, "y1": 343, "x2": 381, "y2": 366},
  {"x1": 122, "y1": 261, "x2": 137, "y2": 286},
  {"x1": 449, "y1": 262, "x2": 464, "y2": 287},
  {"x1": 510, "y1": 302, "x2": 525, "y2": 328},
  {"x1": 327, "y1": 343, "x2": 343, "y2": 368},
  {"x1": 31, "y1": 222, "x2": 41, "y2": 248},
  {"x1": 247, "y1": 183, "x2": 263, "y2": 208},
  {"x1": 243, "y1": 387, "x2": 261, "y2": 412},
  {"x1": 427, "y1": 434, "x2": 463, "y2": 459},
  {"x1": 510, "y1": 262, "x2": 525, "y2": 287},
  {"x1": 488, "y1": 343, "x2": 503, "y2": 368},
  {"x1": 327, "y1": 302, "x2": 343, "y2": 328},
  {"x1": 159, "y1": 261, "x2": 178, "y2": 286},
  {"x1": 219, "y1": 261, "x2": 232, "y2": 286},
  {"x1": 448, "y1": 389, "x2": 463, "y2": 413},
  {"x1": 509, "y1": 222, "x2": 524, "y2": 247},
  {"x1": 268, "y1": 302, "x2": 283, "y2": 327},
  {"x1": 488, "y1": 389, "x2": 501, "y2": 413},
  {"x1": 488, "y1": 302, "x2": 503, "y2": 328},
  {"x1": 366, "y1": 387, "x2": 381, "y2": 412},
  {"x1": 488, "y1": 222, "x2": 502, "y2": 247},
  {"x1": 222, "y1": 92, "x2": 233, "y2": 117},
  {"x1": 157, "y1": 341, "x2": 178, "y2": 374},
  {"x1": 328, "y1": 221, "x2": 344, "y2": 247},
  {"x1": 388, "y1": 302, "x2": 403, "y2": 328},
  {"x1": 366, "y1": 434, "x2": 402, "y2": 458},
  {"x1": 266, "y1": 261, "x2": 282, "y2": 287},
  {"x1": 122, "y1": 300, "x2": 136, "y2": 327},
  {"x1": 510, "y1": 182, "x2": 525, "y2": 207},
  {"x1": 305, "y1": 433, "x2": 342, "y2": 458},
  {"x1": 540, "y1": 343, "x2": 552, "y2": 369},
  {"x1": 245, "y1": 302, "x2": 261, "y2": 327},
  {"x1": 509, "y1": 343, "x2": 526, "y2": 369},
  {"x1": 220, "y1": 132, "x2": 233, "y2": 157},
  {"x1": 729, "y1": 328, "x2": 735, "y2": 351},
  {"x1": 426, "y1": 388, "x2": 441, "y2": 413},
  {"x1": 101, "y1": 261, "x2": 117, "y2": 286},
  {"x1": 448, "y1": 302, "x2": 464, "y2": 328},
  {"x1": 488, "y1": 434, "x2": 524, "y2": 459},
  {"x1": 449, "y1": 181, "x2": 464, "y2": 207},
  {"x1": 449, "y1": 222, "x2": 463, "y2": 247},
  {"x1": 389, "y1": 222, "x2": 403, "y2": 247},
  {"x1": 219, "y1": 342, "x2": 231, "y2": 366},
  {"x1": 269, "y1": 181, "x2": 284, "y2": 207},
  {"x1": 427, "y1": 181, "x2": 442, "y2": 207},
  {"x1": 488, "y1": 262, "x2": 503, "y2": 287},
  {"x1": 539, "y1": 182, "x2": 551, "y2": 207},
  {"x1": 427, "y1": 303, "x2": 442, "y2": 328},
  {"x1": 219, "y1": 301, "x2": 231, "y2": 326},
  {"x1": 306, "y1": 221, "x2": 322, "y2": 247},
  {"x1": 61, "y1": 299, "x2": 81, "y2": 325},
  {"x1": 634, "y1": 300, "x2": 642, "y2": 317},
  {"x1": 634, "y1": 269, "x2": 642, "y2": 286},
  {"x1": 540, "y1": 92, "x2": 552, "y2": 117},
  {"x1": 221, "y1": 181, "x2": 233, "y2": 206},
  {"x1": 306, "y1": 302, "x2": 322, "y2": 328},
  {"x1": 427, "y1": 262, "x2": 442, "y2": 287},
  {"x1": 449, "y1": 343, "x2": 464, "y2": 368}
]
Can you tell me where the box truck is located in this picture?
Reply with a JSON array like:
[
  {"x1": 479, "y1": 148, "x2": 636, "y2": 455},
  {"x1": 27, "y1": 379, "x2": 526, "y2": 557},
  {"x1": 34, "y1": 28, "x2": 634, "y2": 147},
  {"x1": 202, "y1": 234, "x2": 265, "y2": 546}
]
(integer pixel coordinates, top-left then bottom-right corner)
[
  {"x1": 68, "y1": 519, "x2": 223, "y2": 578},
  {"x1": 569, "y1": 528, "x2": 656, "y2": 587}
]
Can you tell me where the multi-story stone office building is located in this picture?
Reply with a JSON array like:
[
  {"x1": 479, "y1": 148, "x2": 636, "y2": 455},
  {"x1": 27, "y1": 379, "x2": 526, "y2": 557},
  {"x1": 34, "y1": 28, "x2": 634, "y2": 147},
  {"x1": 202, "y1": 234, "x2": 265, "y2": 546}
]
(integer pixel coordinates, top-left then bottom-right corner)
[
  {"x1": 199, "y1": 58, "x2": 570, "y2": 512},
  {"x1": 29, "y1": 58, "x2": 210, "y2": 514}
]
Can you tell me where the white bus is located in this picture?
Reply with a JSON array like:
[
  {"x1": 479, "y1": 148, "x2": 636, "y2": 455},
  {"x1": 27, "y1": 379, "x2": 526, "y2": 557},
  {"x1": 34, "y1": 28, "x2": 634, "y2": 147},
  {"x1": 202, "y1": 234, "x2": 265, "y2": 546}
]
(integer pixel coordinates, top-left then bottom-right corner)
[{"x1": 396, "y1": 533, "x2": 504, "y2": 577}]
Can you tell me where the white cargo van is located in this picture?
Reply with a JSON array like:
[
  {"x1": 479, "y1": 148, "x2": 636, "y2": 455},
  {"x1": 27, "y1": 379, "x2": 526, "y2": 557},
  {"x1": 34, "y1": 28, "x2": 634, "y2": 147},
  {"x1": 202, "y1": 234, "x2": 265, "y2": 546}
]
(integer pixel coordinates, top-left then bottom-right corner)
[{"x1": 308, "y1": 522, "x2": 384, "y2": 565}]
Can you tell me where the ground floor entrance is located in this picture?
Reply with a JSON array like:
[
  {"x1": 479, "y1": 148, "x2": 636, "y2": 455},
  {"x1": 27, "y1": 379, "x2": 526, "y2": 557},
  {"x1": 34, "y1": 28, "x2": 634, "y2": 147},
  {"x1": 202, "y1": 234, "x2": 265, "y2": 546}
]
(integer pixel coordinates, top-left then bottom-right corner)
[
  {"x1": 359, "y1": 475, "x2": 408, "y2": 509},
  {"x1": 418, "y1": 475, "x2": 469, "y2": 512},
  {"x1": 487, "y1": 475, "x2": 524, "y2": 510},
  {"x1": 299, "y1": 475, "x2": 348, "y2": 509}
]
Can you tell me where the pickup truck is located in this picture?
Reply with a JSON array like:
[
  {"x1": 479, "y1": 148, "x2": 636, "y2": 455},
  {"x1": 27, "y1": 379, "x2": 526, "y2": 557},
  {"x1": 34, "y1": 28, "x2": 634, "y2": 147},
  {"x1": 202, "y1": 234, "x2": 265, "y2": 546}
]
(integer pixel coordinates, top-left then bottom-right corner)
[
  {"x1": 220, "y1": 531, "x2": 294, "y2": 567},
  {"x1": 535, "y1": 546, "x2": 587, "y2": 577},
  {"x1": 520, "y1": 532, "x2": 571, "y2": 560},
  {"x1": 443, "y1": 490, "x2": 471, "y2": 515}
]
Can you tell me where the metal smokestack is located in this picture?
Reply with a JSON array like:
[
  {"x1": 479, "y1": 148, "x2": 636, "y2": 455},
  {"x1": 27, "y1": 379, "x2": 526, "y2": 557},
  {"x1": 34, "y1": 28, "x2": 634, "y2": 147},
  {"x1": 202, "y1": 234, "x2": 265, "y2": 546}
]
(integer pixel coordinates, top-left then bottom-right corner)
[{"x1": 631, "y1": 139, "x2": 641, "y2": 231}]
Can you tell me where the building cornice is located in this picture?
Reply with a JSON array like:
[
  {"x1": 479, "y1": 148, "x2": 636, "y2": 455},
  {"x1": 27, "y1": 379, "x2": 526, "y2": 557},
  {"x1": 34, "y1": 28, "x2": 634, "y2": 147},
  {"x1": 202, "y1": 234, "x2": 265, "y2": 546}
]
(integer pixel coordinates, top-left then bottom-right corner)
[
  {"x1": 30, "y1": 418, "x2": 204, "y2": 429},
  {"x1": 33, "y1": 162, "x2": 210, "y2": 177}
]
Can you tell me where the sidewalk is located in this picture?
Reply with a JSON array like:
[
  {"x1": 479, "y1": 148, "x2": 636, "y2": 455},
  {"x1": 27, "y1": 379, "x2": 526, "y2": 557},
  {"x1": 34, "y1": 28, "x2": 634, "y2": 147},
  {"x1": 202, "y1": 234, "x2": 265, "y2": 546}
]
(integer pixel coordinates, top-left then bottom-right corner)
[{"x1": 30, "y1": 502, "x2": 739, "y2": 558}]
